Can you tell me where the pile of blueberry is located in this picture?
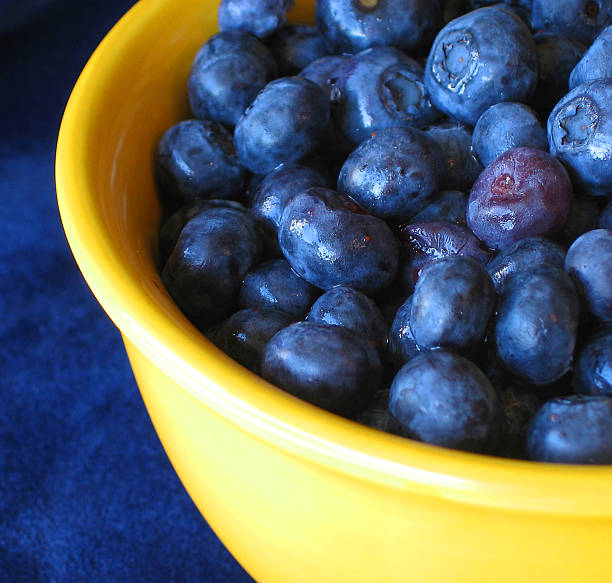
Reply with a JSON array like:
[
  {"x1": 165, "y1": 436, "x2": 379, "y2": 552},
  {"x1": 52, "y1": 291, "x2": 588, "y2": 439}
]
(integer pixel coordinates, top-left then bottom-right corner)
[{"x1": 156, "y1": 0, "x2": 612, "y2": 464}]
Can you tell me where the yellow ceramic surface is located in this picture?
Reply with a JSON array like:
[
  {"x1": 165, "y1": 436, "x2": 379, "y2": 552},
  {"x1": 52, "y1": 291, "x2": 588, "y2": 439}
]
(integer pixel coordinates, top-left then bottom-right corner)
[{"x1": 56, "y1": 1, "x2": 612, "y2": 581}]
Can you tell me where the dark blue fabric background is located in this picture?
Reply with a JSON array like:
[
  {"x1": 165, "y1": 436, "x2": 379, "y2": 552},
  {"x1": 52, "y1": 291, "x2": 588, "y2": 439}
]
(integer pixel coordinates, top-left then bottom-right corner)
[{"x1": 0, "y1": 1, "x2": 255, "y2": 581}]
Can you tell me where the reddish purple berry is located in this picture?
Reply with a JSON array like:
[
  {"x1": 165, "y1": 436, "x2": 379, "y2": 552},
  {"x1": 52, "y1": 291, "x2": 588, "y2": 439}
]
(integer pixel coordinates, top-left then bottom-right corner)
[{"x1": 467, "y1": 147, "x2": 573, "y2": 250}]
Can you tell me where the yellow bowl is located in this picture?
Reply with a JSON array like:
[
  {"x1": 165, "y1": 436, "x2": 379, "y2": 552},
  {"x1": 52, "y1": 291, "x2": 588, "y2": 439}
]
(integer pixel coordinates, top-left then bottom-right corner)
[{"x1": 56, "y1": 2, "x2": 612, "y2": 581}]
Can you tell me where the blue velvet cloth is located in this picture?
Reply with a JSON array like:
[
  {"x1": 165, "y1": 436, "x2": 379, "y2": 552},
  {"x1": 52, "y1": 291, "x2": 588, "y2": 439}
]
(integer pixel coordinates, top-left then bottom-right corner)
[{"x1": 0, "y1": 1, "x2": 254, "y2": 580}]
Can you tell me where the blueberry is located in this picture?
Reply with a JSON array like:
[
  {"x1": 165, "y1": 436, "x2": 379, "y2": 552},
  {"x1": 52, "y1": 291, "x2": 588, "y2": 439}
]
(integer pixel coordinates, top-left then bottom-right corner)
[
  {"x1": 337, "y1": 127, "x2": 442, "y2": 223},
  {"x1": 306, "y1": 286, "x2": 388, "y2": 352},
  {"x1": 218, "y1": 0, "x2": 295, "y2": 38},
  {"x1": 486, "y1": 236, "x2": 566, "y2": 293},
  {"x1": 574, "y1": 329, "x2": 612, "y2": 396},
  {"x1": 496, "y1": 384, "x2": 542, "y2": 459},
  {"x1": 161, "y1": 206, "x2": 261, "y2": 330},
  {"x1": 410, "y1": 190, "x2": 468, "y2": 225},
  {"x1": 188, "y1": 31, "x2": 278, "y2": 127},
  {"x1": 547, "y1": 79, "x2": 612, "y2": 197},
  {"x1": 389, "y1": 350, "x2": 501, "y2": 453},
  {"x1": 526, "y1": 395, "x2": 612, "y2": 464},
  {"x1": 261, "y1": 321, "x2": 382, "y2": 414},
  {"x1": 396, "y1": 220, "x2": 490, "y2": 294},
  {"x1": 472, "y1": 102, "x2": 548, "y2": 168},
  {"x1": 213, "y1": 308, "x2": 295, "y2": 374},
  {"x1": 410, "y1": 256, "x2": 496, "y2": 353},
  {"x1": 494, "y1": 265, "x2": 580, "y2": 385},
  {"x1": 534, "y1": 33, "x2": 587, "y2": 117},
  {"x1": 560, "y1": 196, "x2": 602, "y2": 245},
  {"x1": 316, "y1": 0, "x2": 441, "y2": 54},
  {"x1": 565, "y1": 229, "x2": 612, "y2": 322},
  {"x1": 335, "y1": 47, "x2": 442, "y2": 145},
  {"x1": 424, "y1": 6, "x2": 538, "y2": 125},
  {"x1": 159, "y1": 199, "x2": 249, "y2": 267},
  {"x1": 239, "y1": 258, "x2": 319, "y2": 318},
  {"x1": 467, "y1": 147, "x2": 573, "y2": 250},
  {"x1": 600, "y1": 201, "x2": 612, "y2": 229},
  {"x1": 155, "y1": 120, "x2": 248, "y2": 214},
  {"x1": 388, "y1": 295, "x2": 421, "y2": 367},
  {"x1": 570, "y1": 25, "x2": 612, "y2": 88},
  {"x1": 278, "y1": 187, "x2": 399, "y2": 294},
  {"x1": 531, "y1": 0, "x2": 612, "y2": 46},
  {"x1": 234, "y1": 77, "x2": 330, "y2": 174},
  {"x1": 424, "y1": 122, "x2": 483, "y2": 192},
  {"x1": 249, "y1": 163, "x2": 327, "y2": 255},
  {"x1": 267, "y1": 24, "x2": 329, "y2": 76}
]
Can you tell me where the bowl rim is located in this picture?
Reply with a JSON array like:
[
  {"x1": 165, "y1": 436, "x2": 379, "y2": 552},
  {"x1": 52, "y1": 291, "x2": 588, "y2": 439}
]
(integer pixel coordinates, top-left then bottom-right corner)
[{"x1": 56, "y1": 0, "x2": 612, "y2": 517}]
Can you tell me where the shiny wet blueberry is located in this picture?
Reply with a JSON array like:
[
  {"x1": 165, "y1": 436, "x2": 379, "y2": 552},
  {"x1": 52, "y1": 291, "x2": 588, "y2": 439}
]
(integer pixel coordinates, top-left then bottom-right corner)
[
  {"x1": 278, "y1": 187, "x2": 399, "y2": 294},
  {"x1": 409, "y1": 255, "x2": 496, "y2": 354},
  {"x1": 472, "y1": 102, "x2": 548, "y2": 168},
  {"x1": 425, "y1": 6, "x2": 538, "y2": 125},
  {"x1": 526, "y1": 395, "x2": 612, "y2": 464},
  {"x1": 158, "y1": 199, "x2": 249, "y2": 267},
  {"x1": 234, "y1": 76, "x2": 330, "y2": 174},
  {"x1": 334, "y1": 47, "x2": 441, "y2": 145},
  {"x1": 486, "y1": 236, "x2": 566, "y2": 294},
  {"x1": 218, "y1": 0, "x2": 295, "y2": 38},
  {"x1": 261, "y1": 321, "x2": 382, "y2": 415},
  {"x1": 188, "y1": 31, "x2": 278, "y2": 127},
  {"x1": 249, "y1": 163, "x2": 327, "y2": 256},
  {"x1": 467, "y1": 147, "x2": 573, "y2": 250},
  {"x1": 389, "y1": 350, "x2": 501, "y2": 453},
  {"x1": 316, "y1": 0, "x2": 441, "y2": 54},
  {"x1": 239, "y1": 258, "x2": 320, "y2": 318},
  {"x1": 213, "y1": 308, "x2": 295, "y2": 374},
  {"x1": 338, "y1": 127, "x2": 442, "y2": 223},
  {"x1": 306, "y1": 286, "x2": 388, "y2": 353},
  {"x1": 494, "y1": 265, "x2": 580, "y2": 385},
  {"x1": 548, "y1": 79, "x2": 612, "y2": 196},
  {"x1": 162, "y1": 206, "x2": 261, "y2": 331},
  {"x1": 155, "y1": 119, "x2": 248, "y2": 215}
]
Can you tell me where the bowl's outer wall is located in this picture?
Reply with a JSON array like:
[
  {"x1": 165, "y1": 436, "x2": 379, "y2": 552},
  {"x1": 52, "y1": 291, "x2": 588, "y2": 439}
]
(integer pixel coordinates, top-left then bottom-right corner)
[
  {"x1": 56, "y1": 0, "x2": 612, "y2": 581},
  {"x1": 126, "y1": 337, "x2": 612, "y2": 583}
]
